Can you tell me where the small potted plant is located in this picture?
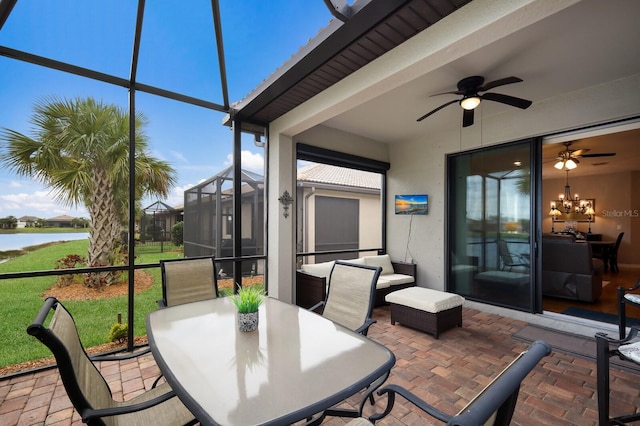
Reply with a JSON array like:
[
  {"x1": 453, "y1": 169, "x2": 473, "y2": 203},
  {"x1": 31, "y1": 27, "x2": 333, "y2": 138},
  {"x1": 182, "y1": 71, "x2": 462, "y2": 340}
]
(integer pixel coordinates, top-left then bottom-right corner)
[{"x1": 230, "y1": 285, "x2": 265, "y2": 332}]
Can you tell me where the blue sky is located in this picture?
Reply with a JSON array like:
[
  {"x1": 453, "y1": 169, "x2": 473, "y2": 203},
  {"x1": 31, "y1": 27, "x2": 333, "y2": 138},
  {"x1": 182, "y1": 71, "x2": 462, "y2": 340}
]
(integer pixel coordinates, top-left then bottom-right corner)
[{"x1": 0, "y1": 1, "x2": 333, "y2": 219}]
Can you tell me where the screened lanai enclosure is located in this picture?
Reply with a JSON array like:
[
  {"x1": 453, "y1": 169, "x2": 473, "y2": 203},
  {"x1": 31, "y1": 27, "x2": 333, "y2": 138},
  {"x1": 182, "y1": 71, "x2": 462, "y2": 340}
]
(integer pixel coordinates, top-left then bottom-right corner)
[{"x1": 184, "y1": 166, "x2": 265, "y2": 277}]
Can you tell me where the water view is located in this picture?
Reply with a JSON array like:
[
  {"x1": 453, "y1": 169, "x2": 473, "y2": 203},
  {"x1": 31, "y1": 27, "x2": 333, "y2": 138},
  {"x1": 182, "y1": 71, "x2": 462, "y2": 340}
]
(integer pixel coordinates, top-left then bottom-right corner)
[{"x1": 0, "y1": 232, "x2": 89, "y2": 252}]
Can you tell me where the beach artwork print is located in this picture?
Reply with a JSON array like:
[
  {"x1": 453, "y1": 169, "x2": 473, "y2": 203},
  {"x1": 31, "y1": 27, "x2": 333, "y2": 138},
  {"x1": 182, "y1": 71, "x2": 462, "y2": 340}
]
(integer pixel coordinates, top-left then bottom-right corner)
[{"x1": 395, "y1": 194, "x2": 428, "y2": 215}]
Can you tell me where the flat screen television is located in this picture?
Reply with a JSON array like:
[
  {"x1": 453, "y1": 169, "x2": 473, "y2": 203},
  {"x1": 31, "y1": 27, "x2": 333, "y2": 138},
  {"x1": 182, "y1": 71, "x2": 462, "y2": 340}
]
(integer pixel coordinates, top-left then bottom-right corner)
[{"x1": 395, "y1": 194, "x2": 428, "y2": 215}]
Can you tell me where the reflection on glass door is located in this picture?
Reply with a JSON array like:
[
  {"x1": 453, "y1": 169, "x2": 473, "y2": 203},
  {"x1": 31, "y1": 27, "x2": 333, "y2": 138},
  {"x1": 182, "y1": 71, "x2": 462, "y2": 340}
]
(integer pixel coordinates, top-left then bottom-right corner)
[{"x1": 448, "y1": 141, "x2": 533, "y2": 311}]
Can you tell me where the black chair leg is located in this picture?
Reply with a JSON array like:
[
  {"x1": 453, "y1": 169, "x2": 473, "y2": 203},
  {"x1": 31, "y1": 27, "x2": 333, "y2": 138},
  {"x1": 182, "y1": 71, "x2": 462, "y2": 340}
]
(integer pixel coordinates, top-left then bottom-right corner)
[{"x1": 596, "y1": 334, "x2": 611, "y2": 426}]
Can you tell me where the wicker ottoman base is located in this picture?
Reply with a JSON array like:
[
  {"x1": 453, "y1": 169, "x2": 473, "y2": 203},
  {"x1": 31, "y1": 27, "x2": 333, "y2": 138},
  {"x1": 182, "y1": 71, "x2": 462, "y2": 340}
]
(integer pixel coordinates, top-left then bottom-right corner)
[{"x1": 389, "y1": 304, "x2": 462, "y2": 339}]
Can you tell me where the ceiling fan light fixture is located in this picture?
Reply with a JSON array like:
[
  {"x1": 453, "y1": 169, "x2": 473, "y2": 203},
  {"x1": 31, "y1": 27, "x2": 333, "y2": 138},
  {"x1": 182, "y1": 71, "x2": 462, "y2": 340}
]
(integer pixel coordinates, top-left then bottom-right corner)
[
  {"x1": 565, "y1": 159, "x2": 577, "y2": 169},
  {"x1": 460, "y1": 96, "x2": 481, "y2": 110},
  {"x1": 554, "y1": 160, "x2": 565, "y2": 170}
]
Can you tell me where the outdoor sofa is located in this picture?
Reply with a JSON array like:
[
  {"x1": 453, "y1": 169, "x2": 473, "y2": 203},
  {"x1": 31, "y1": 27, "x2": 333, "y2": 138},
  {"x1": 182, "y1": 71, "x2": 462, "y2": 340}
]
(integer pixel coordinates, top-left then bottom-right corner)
[{"x1": 296, "y1": 254, "x2": 416, "y2": 309}]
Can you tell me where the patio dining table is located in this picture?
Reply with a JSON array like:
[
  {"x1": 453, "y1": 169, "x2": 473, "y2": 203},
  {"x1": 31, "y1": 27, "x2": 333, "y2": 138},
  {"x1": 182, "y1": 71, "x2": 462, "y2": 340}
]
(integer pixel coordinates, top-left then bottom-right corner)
[{"x1": 147, "y1": 297, "x2": 396, "y2": 426}]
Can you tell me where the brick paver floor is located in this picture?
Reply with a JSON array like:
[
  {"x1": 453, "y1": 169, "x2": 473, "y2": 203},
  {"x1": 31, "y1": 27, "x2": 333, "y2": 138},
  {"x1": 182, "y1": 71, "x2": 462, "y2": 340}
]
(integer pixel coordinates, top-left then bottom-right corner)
[{"x1": 2, "y1": 305, "x2": 640, "y2": 425}]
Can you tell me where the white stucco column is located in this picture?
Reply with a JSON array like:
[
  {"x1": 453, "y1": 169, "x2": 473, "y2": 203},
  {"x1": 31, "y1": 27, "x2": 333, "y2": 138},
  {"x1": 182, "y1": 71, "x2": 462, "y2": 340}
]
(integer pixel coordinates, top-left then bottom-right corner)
[{"x1": 266, "y1": 130, "x2": 295, "y2": 303}]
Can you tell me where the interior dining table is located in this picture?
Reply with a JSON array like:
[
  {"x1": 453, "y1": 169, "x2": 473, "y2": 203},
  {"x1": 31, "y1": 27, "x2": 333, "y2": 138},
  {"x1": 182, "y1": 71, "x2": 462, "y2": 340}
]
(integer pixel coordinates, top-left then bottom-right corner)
[{"x1": 146, "y1": 296, "x2": 396, "y2": 426}]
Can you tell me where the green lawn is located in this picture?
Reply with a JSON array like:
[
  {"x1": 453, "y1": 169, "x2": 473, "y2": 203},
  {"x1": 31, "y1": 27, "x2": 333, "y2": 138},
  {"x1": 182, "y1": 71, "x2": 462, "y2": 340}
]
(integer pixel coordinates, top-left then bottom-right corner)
[{"x1": 0, "y1": 240, "x2": 183, "y2": 368}]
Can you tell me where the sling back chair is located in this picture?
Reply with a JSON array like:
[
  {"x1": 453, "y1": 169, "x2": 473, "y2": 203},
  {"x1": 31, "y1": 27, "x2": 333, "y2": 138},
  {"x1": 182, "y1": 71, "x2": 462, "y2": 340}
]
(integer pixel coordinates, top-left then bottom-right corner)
[
  {"x1": 617, "y1": 277, "x2": 640, "y2": 339},
  {"x1": 310, "y1": 261, "x2": 382, "y2": 336},
  {"x1": 27, "y1": 297, "x2": 196, "y2": 426},
  {"x1": 158, "y1": 255, "x2": 220, "y2": 307},
  {"x1": 304, "y1": 261, "x2": 383, "y2": 425},
  {"x1": 497, "y1": 240, "x2": 529, "y2": 271},
  {"x1": 347, "y1": 340, "x2": 551, "y2": 425},
  {"x1": 596, "y1": 326, "x2": 640, "y2": 425}
]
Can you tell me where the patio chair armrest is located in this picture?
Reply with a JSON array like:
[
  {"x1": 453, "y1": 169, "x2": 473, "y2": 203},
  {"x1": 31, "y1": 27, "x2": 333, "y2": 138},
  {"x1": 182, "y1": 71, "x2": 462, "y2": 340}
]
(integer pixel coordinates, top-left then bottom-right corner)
[
  {"x1": 81, "y1": 389, "x2": 176, "y2": 421},
  {"x1": 90, "y1": 346, "x2": 151, "y2": 362},
  {"x1": 621, "y1": 278, "x2": 640, "y2": 293},
  {"x1": 354, "y1": 319, "x2": 376, "y2": 336},
  {"x1": 376, "y1": 384, "x2": 452, "y2": 423},
  {"x1": 597, "y1": 326, "x2": 640, "y2": 345}
]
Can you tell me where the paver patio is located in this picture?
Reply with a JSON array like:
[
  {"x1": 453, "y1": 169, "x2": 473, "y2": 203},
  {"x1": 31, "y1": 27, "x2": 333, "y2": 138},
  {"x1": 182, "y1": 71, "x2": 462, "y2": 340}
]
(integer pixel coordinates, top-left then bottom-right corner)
[{"x1": 2, "y1": 305, "x2": 639, "y2": 425}]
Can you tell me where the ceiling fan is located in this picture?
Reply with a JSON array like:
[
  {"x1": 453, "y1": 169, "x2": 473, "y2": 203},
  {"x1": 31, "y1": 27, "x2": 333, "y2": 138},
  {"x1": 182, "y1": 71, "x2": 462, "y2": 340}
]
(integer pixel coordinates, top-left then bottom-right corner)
[
  {"x1": 416, "y1": 75, "x2": 532, "y2": 127},
  {"x1": 552, "y1": 141, "x2": 616, "y2": 170}
]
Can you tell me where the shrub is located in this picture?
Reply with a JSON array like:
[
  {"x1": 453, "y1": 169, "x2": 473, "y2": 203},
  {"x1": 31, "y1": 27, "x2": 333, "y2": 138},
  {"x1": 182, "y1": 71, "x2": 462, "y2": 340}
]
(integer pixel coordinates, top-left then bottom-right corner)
[
  {"x1": 54, "y1": 254, "x2": 87, "y2": 286},
  {"x1": 108, "y1": 323, "x2": 128, "y2": 343},
  {"x1": 171, "y1": 221, "x2": 184, "y2": 246}
]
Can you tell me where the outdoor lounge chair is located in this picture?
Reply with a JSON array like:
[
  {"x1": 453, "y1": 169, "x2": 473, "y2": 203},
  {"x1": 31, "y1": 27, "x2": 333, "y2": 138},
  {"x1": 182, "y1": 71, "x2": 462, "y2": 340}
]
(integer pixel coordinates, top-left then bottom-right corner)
[
  {"x1": 310, "y1": 261, "x2": 382, "y2": 336},
  {"x1": 158, "y1": 256, "x2": 220, "y2": 307},
  {"x1": 347, "y1": 340, "x2": 551, "y2": 425},
  {"x1": 27, "y1": 297, "x2": 196, "y2": 426}
]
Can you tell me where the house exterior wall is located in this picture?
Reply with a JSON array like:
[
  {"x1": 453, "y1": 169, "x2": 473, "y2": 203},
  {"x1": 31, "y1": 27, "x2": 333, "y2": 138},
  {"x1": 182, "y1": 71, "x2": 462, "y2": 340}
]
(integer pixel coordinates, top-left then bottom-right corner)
[
  {"x1": 298, "y1": 186, "x2": 382, "y2": 261},
  {"x1": 266, "y1": 0, "x2": 640, "y2": 301}
]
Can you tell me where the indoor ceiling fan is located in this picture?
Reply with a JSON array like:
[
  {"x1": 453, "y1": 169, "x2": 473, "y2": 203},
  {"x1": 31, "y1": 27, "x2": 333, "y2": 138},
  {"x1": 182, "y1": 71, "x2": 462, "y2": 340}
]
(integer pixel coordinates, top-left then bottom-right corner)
[
  {"x1": 552, "y1": 141, "x2": 616, "y2": 170},
  {"x1": 416, "y1": 75, "x2": 532, "y2": 127}
]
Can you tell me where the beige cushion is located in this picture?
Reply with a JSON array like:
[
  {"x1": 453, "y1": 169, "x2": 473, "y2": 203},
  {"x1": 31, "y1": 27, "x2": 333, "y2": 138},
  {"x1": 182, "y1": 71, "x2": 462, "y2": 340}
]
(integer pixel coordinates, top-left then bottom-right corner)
[
  {"x1": 377, "y1": 273, "x2": 414, "y2": 287},
  {"x1": 624, "y1": 293, "x2": 640, "y2": 305},
  {"x1": 342, "y1": 257, "x2": 366, "y2": 265},
  {"x1": 301, "y1": 261, "x2": 335, "y2": 278},
  {"x1": 385, "y1": 287, "x2": 464, "y2": 313},
  {"x1": 619, "y1": 341, "x2": 640, "y2": 364},
  {"x1": 346, "y1": 418, "x2": 373, "y2": 426},
  {"x1": 363, "y1": 254, "x2": 394, "y2": 275}
]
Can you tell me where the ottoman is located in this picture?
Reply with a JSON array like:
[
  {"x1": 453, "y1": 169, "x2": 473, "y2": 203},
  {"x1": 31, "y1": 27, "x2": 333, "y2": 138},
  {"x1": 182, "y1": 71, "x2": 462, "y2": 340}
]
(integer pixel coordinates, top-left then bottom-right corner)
[{"x1": 385, "y1": 287, "x2": 464, "y2": 338}]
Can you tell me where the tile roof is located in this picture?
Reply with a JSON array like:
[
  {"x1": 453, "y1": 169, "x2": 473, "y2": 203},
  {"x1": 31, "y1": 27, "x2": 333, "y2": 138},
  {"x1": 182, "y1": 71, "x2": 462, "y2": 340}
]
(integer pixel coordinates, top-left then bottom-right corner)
[{"x1": 298, "y1": 163, "x2": 380, "y2": 190}]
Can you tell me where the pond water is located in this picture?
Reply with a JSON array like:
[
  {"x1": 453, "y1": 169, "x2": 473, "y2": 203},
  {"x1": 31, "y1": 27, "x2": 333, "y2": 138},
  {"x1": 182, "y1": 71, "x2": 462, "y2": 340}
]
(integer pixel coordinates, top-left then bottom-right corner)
[{"x1": 0, "y1": 232, "x2": 89, "y2": 251}]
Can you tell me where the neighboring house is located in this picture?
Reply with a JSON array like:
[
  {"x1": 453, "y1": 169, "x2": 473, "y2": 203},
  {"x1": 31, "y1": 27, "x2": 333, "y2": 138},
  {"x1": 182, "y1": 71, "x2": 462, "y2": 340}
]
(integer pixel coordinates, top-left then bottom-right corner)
[
  {"x1": 296, "y1": 163, "x2": 382, "y2": 263},
  {"x1": 44, "y1": 215, "x2": 75, "y2": 228},
  {"x1": 184, "y1": 164, "x2": 381, "y2": 270},
  {"x1": 17, "y1": 216, "x2": 39, "y2": 228}
]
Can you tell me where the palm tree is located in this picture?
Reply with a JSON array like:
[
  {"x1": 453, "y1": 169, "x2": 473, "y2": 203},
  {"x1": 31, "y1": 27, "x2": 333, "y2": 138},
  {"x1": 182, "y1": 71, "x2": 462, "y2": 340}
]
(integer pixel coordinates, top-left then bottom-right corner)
[{"x1": 0, "y1": 96, "x2": 176, "y2": 276}]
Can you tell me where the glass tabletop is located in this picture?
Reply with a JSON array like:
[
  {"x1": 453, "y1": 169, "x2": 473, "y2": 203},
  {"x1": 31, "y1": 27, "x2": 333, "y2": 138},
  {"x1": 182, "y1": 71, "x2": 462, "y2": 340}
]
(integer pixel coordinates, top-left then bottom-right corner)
[{"x1": 147, "y1": 297, "x2": 395, "y2": 425}]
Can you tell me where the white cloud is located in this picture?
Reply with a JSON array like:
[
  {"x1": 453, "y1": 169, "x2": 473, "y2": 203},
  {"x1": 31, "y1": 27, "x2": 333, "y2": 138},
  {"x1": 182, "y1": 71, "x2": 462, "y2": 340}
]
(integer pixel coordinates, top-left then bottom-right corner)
[
  {"x1": 165, "y1": 183, "x2": 195, "y2": 207},
  {"x1": 9, "y1": 181, "x2": 22, "y2": 188},
  {"x1": 170, "y1": 150, "x2": 189, "y2": 164},
  {"x1": 224, "y1": 150, "x2": 264, "y2": 173},
  {"x1": 0, "y1": 190, "x2": 88, "y2": 218}
]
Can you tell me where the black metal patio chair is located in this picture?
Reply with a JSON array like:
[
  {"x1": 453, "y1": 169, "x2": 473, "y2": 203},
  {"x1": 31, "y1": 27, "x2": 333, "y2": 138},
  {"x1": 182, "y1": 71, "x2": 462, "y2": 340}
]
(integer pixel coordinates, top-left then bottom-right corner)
[
  {"x1": 347, "y1": 340, "x2": 552, "y2": 425},
  {"x1": 27, "y1": 297, "x2": 196, "y2": 426},
  {"x1": 497, "y1": 240, "x2": 529, "y2": 271},
  {"x1": 617, "y1": 277, "x2": 640, "y2": 339}
]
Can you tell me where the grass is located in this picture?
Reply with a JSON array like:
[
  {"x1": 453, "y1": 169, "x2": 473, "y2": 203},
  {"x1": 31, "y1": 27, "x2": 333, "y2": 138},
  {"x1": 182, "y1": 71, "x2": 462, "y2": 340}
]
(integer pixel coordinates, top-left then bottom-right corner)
[{"x1": 0, "y1": 240, "x2": 182, "y2": 368}]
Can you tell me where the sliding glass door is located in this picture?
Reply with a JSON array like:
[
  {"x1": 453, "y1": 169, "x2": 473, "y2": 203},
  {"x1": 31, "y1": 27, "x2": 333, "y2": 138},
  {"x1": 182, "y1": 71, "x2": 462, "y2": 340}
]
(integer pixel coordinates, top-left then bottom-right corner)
[{"x1": 447, "y1": 140, "x2": 536, "y2": 311}]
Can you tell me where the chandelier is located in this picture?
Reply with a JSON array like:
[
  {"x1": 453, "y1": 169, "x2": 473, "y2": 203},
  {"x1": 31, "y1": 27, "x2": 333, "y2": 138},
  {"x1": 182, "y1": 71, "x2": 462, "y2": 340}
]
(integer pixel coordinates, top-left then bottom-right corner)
[{"x1": 551, "y1": 170, "x2": 592, "y2": 215}]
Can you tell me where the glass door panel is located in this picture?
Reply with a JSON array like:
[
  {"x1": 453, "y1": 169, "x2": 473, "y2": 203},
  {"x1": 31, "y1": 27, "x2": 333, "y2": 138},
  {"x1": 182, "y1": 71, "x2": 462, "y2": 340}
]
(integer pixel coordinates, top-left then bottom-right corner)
[{"x1": 448, "y1": 141, "x2": 533, "y2": 311}]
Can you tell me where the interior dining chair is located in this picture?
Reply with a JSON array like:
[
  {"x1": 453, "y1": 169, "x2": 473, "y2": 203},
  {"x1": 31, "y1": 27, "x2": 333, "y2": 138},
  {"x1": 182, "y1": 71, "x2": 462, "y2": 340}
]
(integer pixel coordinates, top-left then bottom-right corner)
[
  {"x1": 310, "y1": 261, "x2": 382, "y2": 336},
  {"x1": 159, "y1": 256, "x2": 220, "y2": 307},
  {"x1": 27, "y1": 297, "x2": 197, "y2": 426},
  {"x1": 497, "y1": 240, "x2": 529, "y2": 271},
  {"x1": 346, "y1": 340, "x2": 551, "y2": 426},
  {"x1": 609, "y1": 232, "x2": 624, "y2": 273},
  {"x1": 617, "y1": 277, "x2": 640, "y2": 339}
]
